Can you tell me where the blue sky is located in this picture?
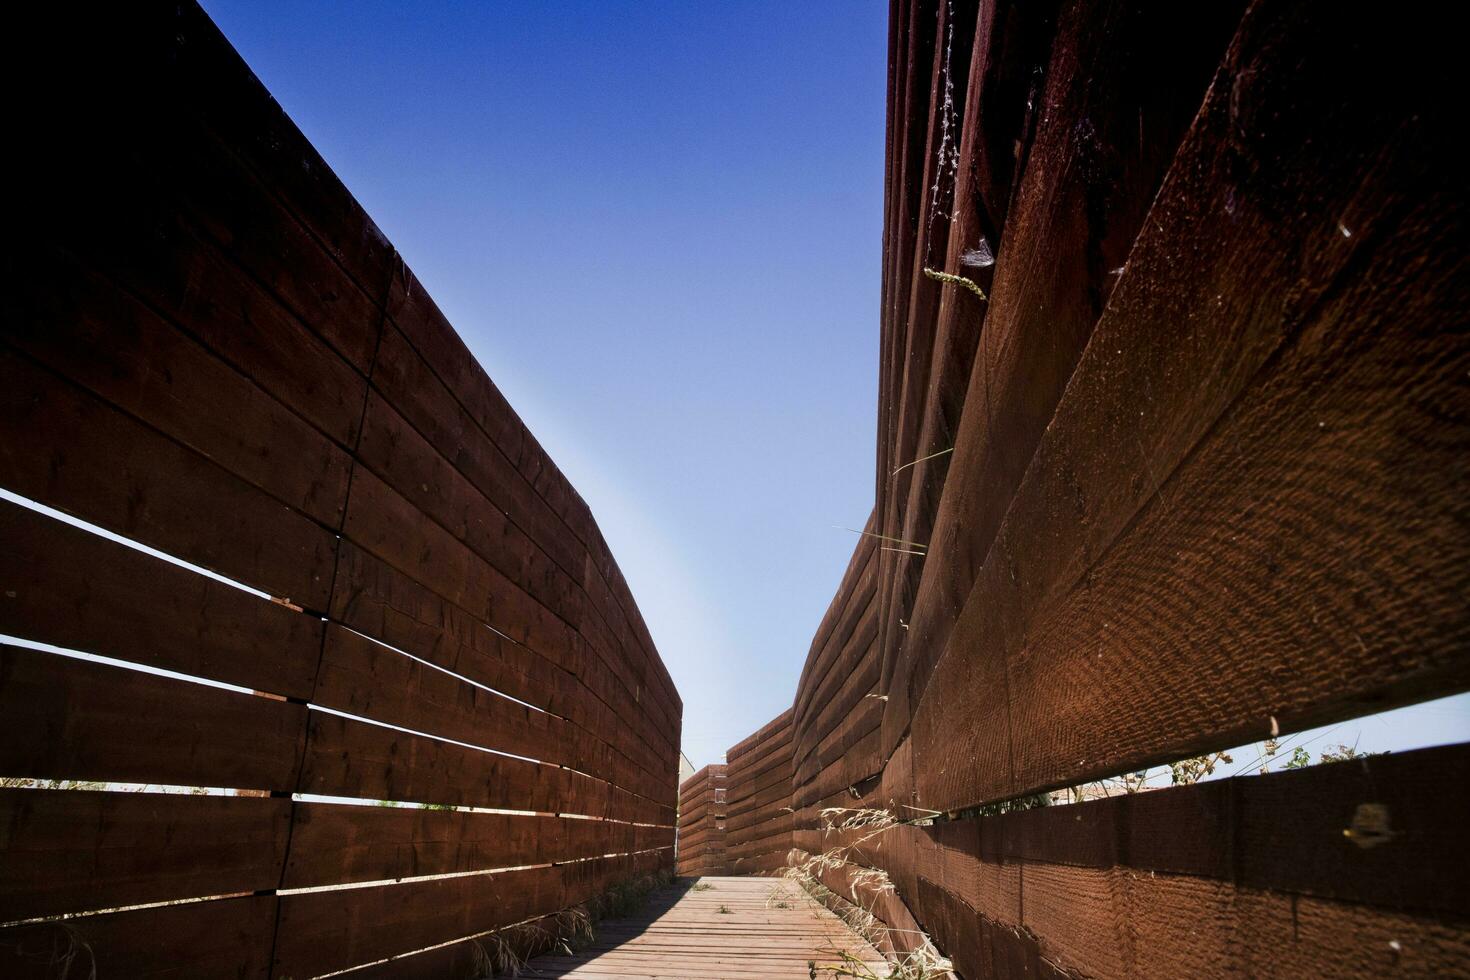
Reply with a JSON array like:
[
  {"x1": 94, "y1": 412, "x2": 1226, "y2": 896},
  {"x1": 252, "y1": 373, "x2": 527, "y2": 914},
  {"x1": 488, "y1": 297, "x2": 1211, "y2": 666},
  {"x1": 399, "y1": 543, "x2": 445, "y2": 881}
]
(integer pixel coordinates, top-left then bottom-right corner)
[
  {"x1": 197, "y1": 1, "x2": 1467, "y2": 773},
  {"x1": 200, "y1": 0, "x2": 889, "y2": 767}
]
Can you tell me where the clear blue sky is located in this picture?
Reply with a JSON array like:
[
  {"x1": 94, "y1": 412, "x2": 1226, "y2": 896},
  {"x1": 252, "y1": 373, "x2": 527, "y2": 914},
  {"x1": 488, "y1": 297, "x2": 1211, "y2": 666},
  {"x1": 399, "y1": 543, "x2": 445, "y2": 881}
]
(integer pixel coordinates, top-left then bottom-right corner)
[
  {"x1": 198, "y1": 1, "x2": 1467, "y2": 773},
  {"x1": 201, "y1": 0, "x2": 889, "y2": 768}
]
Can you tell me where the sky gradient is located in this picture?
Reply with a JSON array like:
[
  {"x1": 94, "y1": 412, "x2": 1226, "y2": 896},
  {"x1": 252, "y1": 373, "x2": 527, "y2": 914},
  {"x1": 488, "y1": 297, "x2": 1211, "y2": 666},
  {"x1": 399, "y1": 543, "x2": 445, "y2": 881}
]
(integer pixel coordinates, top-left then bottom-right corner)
[
  {"x1": 199, "y1": 1, "x2": 1467, "y2": 774},
  {"x1": 201, "y1": 0, "x2": 890, "y2": 766}
]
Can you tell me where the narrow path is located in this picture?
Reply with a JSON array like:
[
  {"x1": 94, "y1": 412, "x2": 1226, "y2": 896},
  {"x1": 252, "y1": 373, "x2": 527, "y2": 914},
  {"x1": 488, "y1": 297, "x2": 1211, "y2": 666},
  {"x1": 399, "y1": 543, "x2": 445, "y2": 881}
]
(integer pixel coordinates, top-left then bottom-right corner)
[{"x1": 525, "y1": 875, "x2": 887, "y2": 979}]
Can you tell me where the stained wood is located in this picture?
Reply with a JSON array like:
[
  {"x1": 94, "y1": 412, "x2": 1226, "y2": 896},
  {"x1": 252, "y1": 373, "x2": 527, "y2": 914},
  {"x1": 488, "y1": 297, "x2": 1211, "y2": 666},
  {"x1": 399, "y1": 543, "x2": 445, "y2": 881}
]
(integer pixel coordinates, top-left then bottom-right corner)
[
  {"x1": 163, "y1": 1, "x2": 396, "y2": 301},
  {"x1": 0, "y1": 644, "x2": 307, "y2": 792},
  {"x1": 274, "y1": 854, "x2": 661, "y2": 978},
  {"x1": 285, "y1": 802, "x2": 668, "y2": 887},
  {"x1": 370, "y1": 322, "x2": 680, "y2": 739},
  {"x1": 330, "y1": 542, "x2": 676, "y2": 779},
  {"x1": 0, "y1": 501, "x2": 321, "y2": 699},
  {"x1": 312, "y1": 625, "x2": 664, "y2": 802},
  {"x1": 13, "y1": 5, "x2": 383, "y2": 377},
  {"x1": 0, "y1": 894, "x2": 278, "y2": 980},
  {"x1": 911, "y1": 0, "x2": 1469, "y2": 808},
  {"x1": 339, "y1": 456, "x2": 678, "y2": 774},
  {"x1": 0, "y1": 789, "x2": 289, "y2": 921},
  {"x1": 0, "y1": 348, "x2": 337, "y2": 609},
  {"x1": 4, "y1": 246, "x2": 353, "y2": 527},
  {"x1": 883, "y1": 0, "x2": 1248, "y2": 759},
  {"x1": 298, "y1": 710, "x2": 672, "y2": 826}
]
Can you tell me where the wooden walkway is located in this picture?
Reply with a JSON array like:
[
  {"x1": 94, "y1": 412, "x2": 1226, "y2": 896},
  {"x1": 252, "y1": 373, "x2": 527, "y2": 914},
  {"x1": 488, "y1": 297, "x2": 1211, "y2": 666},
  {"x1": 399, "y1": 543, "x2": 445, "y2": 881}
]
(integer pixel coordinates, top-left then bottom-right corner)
[{"x1": 524, "y1": 876, "x2": 887, "y2": 978}]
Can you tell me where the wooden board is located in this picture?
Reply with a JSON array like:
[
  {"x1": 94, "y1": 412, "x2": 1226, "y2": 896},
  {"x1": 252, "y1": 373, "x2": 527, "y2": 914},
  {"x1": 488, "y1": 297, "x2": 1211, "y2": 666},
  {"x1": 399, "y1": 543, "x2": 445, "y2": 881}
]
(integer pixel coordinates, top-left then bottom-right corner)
[
  {"x1": 523, "y1": 876, "x2": 885, "y2": 979},
  {"x1": 0, "y1": 500, "x2": 321, "y2": 699},
  {"x1": 0, "y1": 347, "x2": 337, "y2": 610},
  {"x1": 298, "y1": 710, "x2": 672, "y2": 825},
  {"x1": 0, "y1": 643, "x2": 307, "y2": 792},
  {"x1": 0, "y1": 895, "x2": 279, "y2": 980},
  {"x1": 284, "y1": 803, "x2": 669, "y2": 887},
  {"x1": 0, "y1": 789, "x2": 289, "y2": 922},
  {"x1": 910, "y1": 0, "x2": 1469, "y2": 809}
]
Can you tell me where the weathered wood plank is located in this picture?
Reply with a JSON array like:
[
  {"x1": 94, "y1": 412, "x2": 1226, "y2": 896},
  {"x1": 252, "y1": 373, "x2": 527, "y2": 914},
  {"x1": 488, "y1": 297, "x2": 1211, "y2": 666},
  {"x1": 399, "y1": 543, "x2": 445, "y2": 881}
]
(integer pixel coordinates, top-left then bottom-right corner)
[
  {"x1": 0, "y1": 347, "x2": 337, "y2": 610},
  {"x1": 0, "y1": 501, "x2": 321, "y2": 699},
  {"x1": 0, "y1": 895, "x2": 279, "y2": 980},
  {"x1": 0, "y1": 789, "x2": 290, "y2": 922},
  {"x1": 911, "y1": 0, "x2": 1469, "y2": 808},
  {"x1": 0, "y1": 644, "x2": 307, "y2": 792},
  {"x1": 298, "y1": 710, "x2": 672, "y2": 826},
  {"x1": 4, "y1": 246, "x2": 353, "y2": 527},
  {"x1": 284, "y1": 803, "x2": 670, "y2": 887}
]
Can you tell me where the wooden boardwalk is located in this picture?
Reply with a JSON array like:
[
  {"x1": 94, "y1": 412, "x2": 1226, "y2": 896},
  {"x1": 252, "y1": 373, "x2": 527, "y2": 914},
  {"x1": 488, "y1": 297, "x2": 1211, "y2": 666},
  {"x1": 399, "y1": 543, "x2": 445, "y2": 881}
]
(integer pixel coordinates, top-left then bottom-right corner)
[{"x1": 524, "y1": 875, "x2": 887, "y2": 978}]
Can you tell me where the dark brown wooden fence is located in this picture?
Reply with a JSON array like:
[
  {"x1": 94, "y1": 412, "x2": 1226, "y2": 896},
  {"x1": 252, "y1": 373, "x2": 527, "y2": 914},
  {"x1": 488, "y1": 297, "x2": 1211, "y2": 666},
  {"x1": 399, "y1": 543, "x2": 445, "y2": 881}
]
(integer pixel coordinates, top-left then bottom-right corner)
[
  {"x1": 0, "y1": 4, "x2": 678, "y2": 977},
  {"x1": 718, "y1": 0, "x2": 1470, "y2": 975},
  {"x1": 675, "y1": 765, "x2": 728, "y2": 875},
  {"x1": 723, "y1": 710, "x2": 796, "y2": 875}
]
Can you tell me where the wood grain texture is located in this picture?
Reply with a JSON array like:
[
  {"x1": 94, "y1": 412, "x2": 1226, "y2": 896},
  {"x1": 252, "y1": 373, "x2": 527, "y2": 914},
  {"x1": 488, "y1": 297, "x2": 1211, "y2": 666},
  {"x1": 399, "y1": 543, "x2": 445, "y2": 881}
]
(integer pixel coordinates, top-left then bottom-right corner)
[
  {"x1": 0, "y1": 348, "x2": 337, "y2": 609},
  {"x1": 677, "y1": 765, "x2": 728, "y2": 875},
  {"x1": 0, "y1": 895, "x2": 279, "y2": 980},
  {"x1": 0, "y1": 501, "x2": 321, "y2": 699},
  {"x1": 0, "y1": 644, "x2": 307, "y2": 792},
  {"x1": 0, "y1": 790, "x2": 289, "y2": 922},
  {"x1": 520, "y1": 877, "x2": 884, "y2": 979},
  {"x1": 2, "y1": 4, "x2": 678, "y2": 973},
  {"x1": 911, "y1": 0, "x2": 1469, "y2": 809}
]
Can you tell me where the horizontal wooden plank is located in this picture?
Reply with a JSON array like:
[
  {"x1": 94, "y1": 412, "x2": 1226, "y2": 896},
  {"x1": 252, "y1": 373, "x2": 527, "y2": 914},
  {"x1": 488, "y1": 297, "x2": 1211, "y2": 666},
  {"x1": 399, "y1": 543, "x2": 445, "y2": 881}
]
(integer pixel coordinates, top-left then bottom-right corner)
[
  {"x1": 350, "y1": 395, "x2": 673, "y2": 789},
  {"x1": 298, "y1": 711, "x2": 672, "y2": 825},
  {"x1": 0, "y1": 347, "x2": 336, "y2": 609},
  {"x1": 0, "y1": 644, "x2": 307, "y2": 792},
  {"x1": 911, "y1": 0, "x2": 1470, "y2": 810},
  {"x1": 163, "y1": 1, "x2": 395, "y2": 303},
  {"x1": 0, "y1": 501, "x2": 321, "y2": 699},
  {"x1": 369, "y1": 323, "x2": 680, "y2": 744},
  {"x1": 794, "y1": 616, "x2": 880, "y2": 779},
  {"x1": 5, "y1": 245, "x2": 352, "y2": 528},
  {"x1": 793, "y1": 542, "x2": 877, "y2": 730},
  {"x1": 15, "y1": 6, "x2": 383, "y2": 379},
  {"x1": 284, "y1": 802, "x2": 668, "y2": 887},
  {"x1": 328, "y1": 542, "x2": 678, "y2": 802},
  {"x1": 878, "y1": 0, "x2": 1245, "y2": 759},
  {"x1": 0, "y1": 789, "x2": 289, "y2": 922},
  {"x1": 338, "y1": 468, "x2": 679, "y2": 797},
  {"x1": 313, "y1": 625, "x2": 664, "y2": 801},
  {"x1": 725, "y1": 709, "x2": 792, "y2": 764},
  {"x1": 796, "y1": 695, "x2": 883, "y2": 791},
  {"x1": 0, "y1": 894, "x2": 278, "y2": 980},
  {"x1": 34, "y1": 162, "x2": 369, "y2": 450},
  {"x1": 384, "y1": 277, "x2": 680, "y2": 716},
  {"x1": 274, "y1": 854, "x2": 661, "y2": 978}
]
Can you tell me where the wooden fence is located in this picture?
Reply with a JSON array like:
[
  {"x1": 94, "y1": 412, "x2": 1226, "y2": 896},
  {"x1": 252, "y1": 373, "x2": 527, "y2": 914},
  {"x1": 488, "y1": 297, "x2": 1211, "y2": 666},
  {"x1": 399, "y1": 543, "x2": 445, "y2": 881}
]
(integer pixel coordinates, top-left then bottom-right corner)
[
  {"x1": 675, "y1": 765, "x2": 728, "y2": 876},
  {"x1": 0, "y1": 4, "x2": 678, "y2": 977},
  {"x1": 717, "y1": 0, "x2": 1470, "y2": 975},
  {"x1": 724, "y1": 711, "x2": 796, "y2": 876}
]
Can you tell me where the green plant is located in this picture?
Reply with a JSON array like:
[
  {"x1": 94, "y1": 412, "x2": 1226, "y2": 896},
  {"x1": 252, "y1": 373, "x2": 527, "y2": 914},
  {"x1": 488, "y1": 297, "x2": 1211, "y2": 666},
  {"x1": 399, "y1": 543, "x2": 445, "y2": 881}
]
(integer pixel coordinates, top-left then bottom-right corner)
[
  {"x1": 1285, "y1": 746, "x2": 1313, "y2": 769},
  {"x1": 716, "y1": 904, "x2": 732, "y2": 914},
  {"x1": 691, "y1": 882, "x2": 714, "y2": 891}
]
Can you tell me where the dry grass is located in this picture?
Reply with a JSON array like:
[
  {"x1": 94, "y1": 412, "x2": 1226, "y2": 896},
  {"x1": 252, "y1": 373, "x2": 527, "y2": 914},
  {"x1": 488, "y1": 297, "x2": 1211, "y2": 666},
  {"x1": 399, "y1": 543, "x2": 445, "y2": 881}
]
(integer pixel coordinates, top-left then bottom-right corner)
[{"x1": 777, "y1": 806, "x2": 954, "y2": 980}]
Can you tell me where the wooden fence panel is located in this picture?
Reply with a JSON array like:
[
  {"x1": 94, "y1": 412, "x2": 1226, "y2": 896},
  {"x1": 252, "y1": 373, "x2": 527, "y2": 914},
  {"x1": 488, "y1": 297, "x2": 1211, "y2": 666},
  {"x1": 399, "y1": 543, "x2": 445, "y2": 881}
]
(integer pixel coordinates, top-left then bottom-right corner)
[
  {"x1": 1, "y1": 4, "x2": 679, "y2": 977},
  {"x1": 676, "y1": 765, "x2": 729, "y2": 875},
  {"x1": 722, "y1": 711, "x2": 795, "y2": 876},
  {"x1": 0, "y1": 790, "x2": 290, "y2": 923},
  {"x1": 723, "y1": 3, "x2": 1470, "y2": 980}
]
